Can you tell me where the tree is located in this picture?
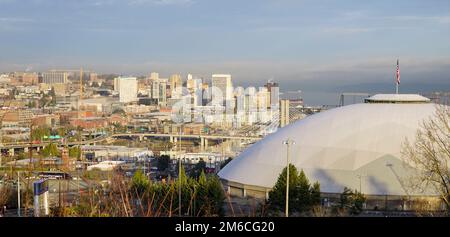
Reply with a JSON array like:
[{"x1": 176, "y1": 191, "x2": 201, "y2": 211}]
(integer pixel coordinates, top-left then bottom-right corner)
[
  {"x1": 220, "y1": 157, "x2": 233, "y2": 169},
  {"x1": 310, "y1": 182, "x2": 321, "y2": 206},
  {"x1": 157, "y1": 155, "x2": 170, "y2": 171},
  {"x1": 31, "y1": 126, "x2": 50, "y2": 141},
  {"x1": 49, "y1": 87, "x2": 56, "y2": 105},
  {"x1": 26, "y1": 100, "x2": 36, "y2": 108},
  {"x1": 295, "y1": 170, "x2": 312, "y2": 211},
  {"x1": 205, "y1": 175, "x2": 225, "y2": 216},
  {"x1": 68, "y1": 146, "x2": 81, "y2": 159},
  {"x1": 339, "y1": 187, "x2": 366, "y2": 215},
  {"x1": 190, "y1": 159, "x2": 206, "y2": 179},
  {"x1": 131, "y1": 169, "x2": 149, "y2": 196},
  {"x1": 0, "y1": 184, "x2": 12, "y2": 212},
  {"x1": 41, "y1": 143, "x2": 60, "y2": 157},
  {"x1": 268, "y1": 164, "x2": 299, "y2": 214},
  {"x1": 268, "y1": 164, "x2": 321, "y2": 215},
  {"x1": 401, "y1": 105, "x2": 450, "y2": 212},
  {"x1": 112, "y1": 108, "x2": 126, "y2": 115}
]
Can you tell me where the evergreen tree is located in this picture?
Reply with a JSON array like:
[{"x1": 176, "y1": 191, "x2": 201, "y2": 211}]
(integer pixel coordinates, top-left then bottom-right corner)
[
  {"x1": 131, "y1": 169, "x2": 149, "y2": 196},
  {"x1": 268, "y1": 164, "x2": 321, "y2": 215},
  {"x1": 268, "y1": 164, "x2": 300, "y2": 213},
  {"x1": 157, "y1": 155, "x2": 170, "y2": 171},
  {"x1": 310, "y1": 182, "x2": 321, "y2": 206},
  {"x1": 41, "y1": 143, "x2": 60, "y2": 157},
  {"x1": 206, "y1": 175, "x2": 225, "y2": 216},
  {"x1": 338, "y1": 187, "x2": 366, "y2": 215},
  {"x1": 295, "y1": 170, "x2": 311, "y2": 212},
  {"x1": 190, "y1": 159, "x2": 206, "y2": 178}
]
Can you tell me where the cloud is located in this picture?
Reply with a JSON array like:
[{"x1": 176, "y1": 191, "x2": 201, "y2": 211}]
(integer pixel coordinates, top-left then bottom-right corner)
[
  {"x1": 0, "y1": 17, "x2": 34, "y2": 23},
  {"x1": 91, "y1": 0, "x2": 193, "y2": 6},
  {"x1": 0, "y1": 17, "x2": 35, "y2": 31},
  {"x1": 129, "y1": 0, "x2": 193, "y2": 5},
  {"x1": 321, "y1": 27, "x2": 373, "y2": 34}
]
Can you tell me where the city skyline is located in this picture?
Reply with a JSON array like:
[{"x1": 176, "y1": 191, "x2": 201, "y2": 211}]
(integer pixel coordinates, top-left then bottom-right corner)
[
  {"x1": 1, "y1": 0, "x2": 449, "y2": 221},
  {"x1": 0, "y1": 0, "x2": 449, "y2": 99}
]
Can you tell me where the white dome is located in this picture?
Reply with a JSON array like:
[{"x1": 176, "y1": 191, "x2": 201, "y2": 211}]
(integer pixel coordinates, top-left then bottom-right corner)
[{"x1": 219, "y1": 96, "x2": 439, "y2": 196}]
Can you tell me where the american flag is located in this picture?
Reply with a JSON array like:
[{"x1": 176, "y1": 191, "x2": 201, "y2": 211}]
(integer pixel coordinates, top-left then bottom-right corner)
[{"x1": 396, "y1": 59, "x2": 400, "y2": 85}]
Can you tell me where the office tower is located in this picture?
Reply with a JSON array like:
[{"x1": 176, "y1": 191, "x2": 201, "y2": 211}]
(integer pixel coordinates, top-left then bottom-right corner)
[
  {"x1": 151, "y1": 79, "x2": 159, "y2": 99},
  {"x1": 42, "y1": 72, "x2": 68, "y2": 84},
  {"x1": 150, "y1": 72, "x2": 159, "y2": 80},
  {"x1": 118, "y1": 77, "x2": 138, "y2": 103},
  {"x1": 186, "y1": 76, "x2": 197, "y2": 91},
  {"x1": 280, "y1": 99, "x2": 290, "y2": 128},
  {"x1": 114, "y1": 77, "x2": 120, "y2": 92},
  {"x1": 169, "y1": 74, "x2": 182, "y2": 99},
  {"x1": 257, "y1": 87, "x2": 269, "y2": 110},
  {"x1": 201, "y1": 83, "x2": 209, "y2": 105},
  {"x1": 234, "y1": 87, "x2": 245, "y2": 124},
  {"x1": 257, "y1": 87, "x2": 270, "y2": 122},
  {"x1": 245, "y1": 87, "x2": 257, "y2": 125},
  {"x1": 265, "y1": 80, "x2": 279, "y2": 110},
  {"x1": 158, "y1": 79, "x2": 167, "y2": 105},
  {"x1": 211, "y1": 74, "x2": 233, "y2": 104},
  {"x1": 194, "y1": 80, "x2": 203, "y2": 106},
  {"x1": 187, "y1": 77, "x2": 203, "y2": 107}
]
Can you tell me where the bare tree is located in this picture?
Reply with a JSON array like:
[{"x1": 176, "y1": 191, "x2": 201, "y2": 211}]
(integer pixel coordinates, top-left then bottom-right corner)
[
  {"x1": 0, "y1": 184, "x2": 12, "y2": 210},
  {"x1": 402, "y1": 105, "x2": 450, "y2": 211}
]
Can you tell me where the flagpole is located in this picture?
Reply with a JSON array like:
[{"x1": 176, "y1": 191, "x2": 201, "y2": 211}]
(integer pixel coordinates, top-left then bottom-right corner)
[
  {"x1": 396, "y1": 80, "x2": 398, "y2": 94},
  {"x1": 395, "y1": 58, "x2": 399, "y2": 94}
]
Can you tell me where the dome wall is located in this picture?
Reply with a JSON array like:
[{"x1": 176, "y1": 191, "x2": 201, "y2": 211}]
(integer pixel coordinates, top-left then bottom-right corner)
[{"x1": 218, "y1": 102, "x2": 439, "y2": 196}]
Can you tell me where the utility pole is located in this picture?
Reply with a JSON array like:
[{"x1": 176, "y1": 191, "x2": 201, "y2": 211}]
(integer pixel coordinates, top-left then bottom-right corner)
[
  {"x1": 282, "y1": 138, "x2": 295, "y2": 217},
  {"x1": 356, "y1": 174, "x2": 366, "y2": 193},
  {"x1": 17, "y1": 171, "x2": 20, "y2": 217},
  {"x1": 178, "y1": 124, "x2": 182, "y2": 216},
  {"x1": 79, "y1": 67, "x2": 83, "y2": 108}
]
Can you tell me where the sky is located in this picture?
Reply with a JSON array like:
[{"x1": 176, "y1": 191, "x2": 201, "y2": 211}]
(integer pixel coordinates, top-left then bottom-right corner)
[{"x1": 1, "y1": 0, "x2": 450, "y2": 104}]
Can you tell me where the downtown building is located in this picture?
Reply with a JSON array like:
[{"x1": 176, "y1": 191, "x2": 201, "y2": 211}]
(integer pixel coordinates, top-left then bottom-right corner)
[
  {"x1": 117, "y1": 77, "x2": 138, "y2": 103},
  {"x1": 42, "y1": 71, "x2": 68, "y2": 84}
]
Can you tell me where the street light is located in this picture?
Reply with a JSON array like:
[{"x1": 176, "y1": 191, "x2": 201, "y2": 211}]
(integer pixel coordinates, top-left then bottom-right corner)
[
  {"x1": 208, "y1": 157, "x2": 212, "y2": 173},
  {"x1": 282, "y1": 138, "x2": 295, "y2": 217},
  {"x1": 356, "y1": 174, "x2": 366, "y2": 193}
]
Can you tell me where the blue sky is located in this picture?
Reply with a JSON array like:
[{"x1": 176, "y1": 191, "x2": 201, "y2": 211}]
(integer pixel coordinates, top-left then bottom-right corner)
[{"x1": 1, "y1": 0, "x2": 450, "y2": 103}]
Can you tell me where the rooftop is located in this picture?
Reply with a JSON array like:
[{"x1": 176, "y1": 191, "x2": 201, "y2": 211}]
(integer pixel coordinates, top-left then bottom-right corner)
[{"x1": 365, "y1": 94, "x2": 431, "y2": 103}]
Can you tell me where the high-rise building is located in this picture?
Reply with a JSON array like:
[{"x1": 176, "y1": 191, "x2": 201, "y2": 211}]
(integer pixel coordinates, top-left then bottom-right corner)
[
  {"x1": 158, "y1": 79, "x2": 168, "y2": 106},
  {"x1": 169, "y1": 74, "x2": 182, "y2": 99},
  {"x1": 245, "y1": 87, "x2": 257, "y2": 125},
  {"x1": 257, "y1": 87, "x2": 271, "y2": 123},
  {"x1": 264, "y1": 81, "x2": 279, "y2": 109},
  {"x1": 150, "y1": 77, "x2": 168, "y2": 105},
  {"x1": 211, "y1": 74, "x2": 233, "y2": 104},
  {"x1": 42, "y1": 72, "x2": 68, "y2": 84},
  {"x1": 187, "y1": 76, "x2": 203, "y2": 107},
  {"x1": 280, "y1": 99, "x2": 290, "y2": 128},
  {"x1": 113, "y1": 77, "x2": 120, "y2": 92},
  {"x1": 257, "y1": 87, "x2": 270, "y2": 110},
  {"x1": 150, "y1": 72, "x2": 159, "y2": 80},
  {"x1": 118, "y1": 77, "x2": 138, "y2": 103}
]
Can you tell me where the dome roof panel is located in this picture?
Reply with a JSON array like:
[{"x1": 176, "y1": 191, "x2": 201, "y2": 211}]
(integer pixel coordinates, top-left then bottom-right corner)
[{"x1": 219, "y1": 100, "x2": 439, "y2": 195}]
